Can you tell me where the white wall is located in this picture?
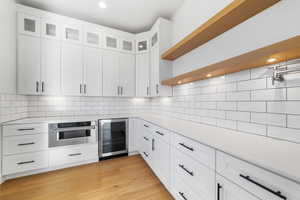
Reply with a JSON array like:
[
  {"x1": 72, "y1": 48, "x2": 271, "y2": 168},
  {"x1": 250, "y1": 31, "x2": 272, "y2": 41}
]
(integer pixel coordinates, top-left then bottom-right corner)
[
  {"x1": 172, "y1": 0, "x2": 300, "y2": 76},
  {"x1": 0, "y1": 0, "x2": 16, "y2": 94}
]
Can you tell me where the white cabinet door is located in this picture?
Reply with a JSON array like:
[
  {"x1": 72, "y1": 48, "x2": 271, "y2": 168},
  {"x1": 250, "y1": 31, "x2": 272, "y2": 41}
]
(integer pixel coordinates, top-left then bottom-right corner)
[
  {"x1": 103, "y1": 34, "x2": 119, "y2": 50},
  {"x1": 119, "y1": 53, "x2": 135, "y2": 97},
  {"x1": 17, "y1": 35, "x2": 41, "y2": 95},
  {"x1": 136, "y1": 53, "x2": 150, "y2": 97},
  {"x1": 41, "y1": 38, "x2": 61, "y2": 95},
  {"x1": 150, "y1": 44, "x2": 160, "y2": 97},
  {"x1": 153, "y1": 136, "x2": 170, "y2": 188},
  {"x1": 84, "y1": 26, "x2": 102, "y2": 48},
  {"x1": 61, "y1": 43, "x2": 83, "y2": 96},
  {"x1": 62, "y1": 19, "x2": 82, "y2": 44},
  {"x1": 121, "y1": 39, "x2": 135, "y2": 53},
  {"x1": 137, "y1": 39, "x2": 149, "y2": 54},
  {"x1": 83, "y1": 47, "x2": 102, "y2": 96},
  {"x1": 102, "y1": 50, "x2": 119, "y2": 96},
  {"x1": 216, "y1": 175, "x2": 260, "y2": 200}
]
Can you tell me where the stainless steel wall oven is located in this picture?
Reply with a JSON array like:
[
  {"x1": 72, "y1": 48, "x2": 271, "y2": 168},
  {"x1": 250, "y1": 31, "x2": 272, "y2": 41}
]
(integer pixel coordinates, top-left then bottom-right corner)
[{"x1": 49, "y1": 121, "x2": 97, "y2": 147}]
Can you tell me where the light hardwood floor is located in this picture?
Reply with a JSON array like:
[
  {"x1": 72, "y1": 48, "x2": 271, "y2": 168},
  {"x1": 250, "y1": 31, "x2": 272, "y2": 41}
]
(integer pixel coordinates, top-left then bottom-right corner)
[{"x1": 0, "y1": 155, "x2": 173, "y2": 200}]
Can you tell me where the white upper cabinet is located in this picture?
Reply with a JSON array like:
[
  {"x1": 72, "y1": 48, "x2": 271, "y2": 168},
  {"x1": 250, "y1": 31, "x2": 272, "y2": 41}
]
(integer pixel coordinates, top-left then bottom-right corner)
[
  {"x1": 61, "y1": 43, "x2": 83, "y2": 96},
  {"x1": 121, "y1": 39, "x2": 135, "y2": 53},
  {"x1": 18, "y1": 13, "x2": 41, "y2": 37},
  {"x1": 62, "y1": 18, "x2": 83, "y2": 44},
  {"x1": 136, "y1": 53, "x2": 150, "y2": 97},
  {"x1": 84, "y1": 25, "x2": 102, "y2": 48},
  {"x1": 83, "y1": 47, "x2": 103, "y2": 96},
  {"x1": 150, "y1": 18, "x2": 173, "y2": 97},
  {"x1": 17, "y1": 35, "x2": 41, "y2": 95},
  {"x1": 103, "y1": 34, "x2": 119, "y2": 50},
  {"x1": 119, "y1": 53, "x2": 136, "y2": 97},
  {"x1": 102, "y1": 50, "x2": 120, "y2": 96},
  {"x1": 41, "y1": 39, "x2": 61, "y2": 95}
]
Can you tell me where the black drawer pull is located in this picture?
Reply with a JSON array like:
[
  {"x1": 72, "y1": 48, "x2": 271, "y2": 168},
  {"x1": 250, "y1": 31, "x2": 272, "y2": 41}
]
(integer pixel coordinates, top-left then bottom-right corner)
[
  {"x1": 18, "y1": 128, "x2": 34, "y2": 131},
  {"x1": 143, "y1": 152, "x2": 149, "y2": 157},
  {"x1": 69, "y1": 153, "x2": 82, "y2": 157},
  {"x1": 240, "y1": 174, "x2": 287, "y2": 200},
  {"x1": 144, "y1": 124, "x2": 149, "y2": 128},
  {"x1": 143, "y1": 136, "x2": 149, "y2": 141},
  {"x1": 17, "y1": 160, "x2": 35, "y2": 165},
  {"x1": 18, "y1": 142, "x2": 35, "y2": 146},
  {"x1": 179, "y1": 192, "x2": 187, "y2": 200},
  {"x1": 217, "y1": 183, "x2": 222, "y2": 200},
  {"x1": 179, "y1": 164, "x2": 194, "y2": 176},
  {"x1": 155, "y1": 131, "x2": 164, "y2": 136},
  {"x1": 179, "y1": 143, "x2": 194, "y2": 151}
]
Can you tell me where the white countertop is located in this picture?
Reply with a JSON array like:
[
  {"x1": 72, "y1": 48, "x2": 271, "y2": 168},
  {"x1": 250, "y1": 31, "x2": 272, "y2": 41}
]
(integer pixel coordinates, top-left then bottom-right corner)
[{"x1": 2, "y1": 114, "x2": 300, "y2": 184}]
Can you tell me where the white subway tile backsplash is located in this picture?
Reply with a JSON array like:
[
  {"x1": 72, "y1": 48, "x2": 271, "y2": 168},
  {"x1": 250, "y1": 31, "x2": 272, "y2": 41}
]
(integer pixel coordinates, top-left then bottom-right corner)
[
  {"x1": 237, "y1": 122, "x2": 267, "y2": 136},
  {"x1": 217, "y1": 102, "x2": 236, "y2": 111},
  {"x1": 268, "y1": 126, "x2": 300, "y2": 143},
  {"x1": 251, "y1": 88, "x2": 286, "y2": 101},
  {"x1": 216, "y1": 82, "x2": 236, "y2": 92},
  {"x1": 237, "y1": 102, "x2": 266, "y2": 112},
  {"x1": 227, "y1": 91, "x2": 251, "y2": 101},
  {"x1": 267, "y1": 101, "x2": 300, "y2": 114},
  {"x1": 251, "y1": 113, "x2": 286, "y2": 127},
  {"x1": 287, "y1": 87, "x2": 300, "y2": 100},
  {"x1": 251, "y1": 66, "x2": 270, "y2": 79},
  {"x1": 287, "y1": 115, "x2": 300, "y2": 129},
  {"x1": 237, "y1": 78, "x2": 266, "y2": 91},
  {"x1": 226, "y1": 111, "x2": 250, "y2": 122}
]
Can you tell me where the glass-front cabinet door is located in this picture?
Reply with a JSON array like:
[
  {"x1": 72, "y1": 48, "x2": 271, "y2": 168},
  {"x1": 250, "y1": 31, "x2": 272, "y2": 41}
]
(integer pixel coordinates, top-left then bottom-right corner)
[
  {"x1": 137, "y1": 39, "x2": 149, "y2": 53},
  {"x1": 121, "y1": 39, "x2": 134, "y2": 53},
  {"x1": 41, "y1": 19, "x2": 61, "y2": 40}
]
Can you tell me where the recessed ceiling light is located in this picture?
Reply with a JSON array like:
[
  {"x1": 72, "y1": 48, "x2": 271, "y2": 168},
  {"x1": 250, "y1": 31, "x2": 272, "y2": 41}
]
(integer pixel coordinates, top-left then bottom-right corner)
[
  {"x1": 177, "y1": 81, "x2": 182, "y2": 84},
  {"x1": 98, "y1": 1, "x2": 107, "y2": 9},
  {"x1": 267, "y1": 58, "x2": 277, "y2": 63},
  {"x1": 206, "y1": 74, "x2": 212, "y2": 78}
]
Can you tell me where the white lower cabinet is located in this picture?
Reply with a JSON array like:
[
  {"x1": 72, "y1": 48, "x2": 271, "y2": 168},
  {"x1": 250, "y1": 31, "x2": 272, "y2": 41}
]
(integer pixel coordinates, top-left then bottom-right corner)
[
  {"x1": 217, "y1": 151, "x2": 300, "y2": 200},
  {"x1": 2, "y1": 151, "x2": 49, "y2": 175},
  {"x1": 3, "y1": 134, "x2": 48, "y2": 155},
  {"x1": 216, "y1": 175, "x2": 260, "y2": 200},
  {"x1": 49, "y1": 144, "x2": 98, "y2": 167},
  {"x1": 172, "y1": 148, "x2": 215, "y2": 200}
]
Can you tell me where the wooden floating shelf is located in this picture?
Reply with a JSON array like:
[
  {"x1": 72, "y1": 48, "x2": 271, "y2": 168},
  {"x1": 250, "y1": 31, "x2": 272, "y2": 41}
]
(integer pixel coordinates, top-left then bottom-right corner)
[
  {"x1": 162, "y1": 35, "x2": 300, "y2": 86},
  {"x1": 162, "y1": 0, "x2": 281, "y2": 61}
]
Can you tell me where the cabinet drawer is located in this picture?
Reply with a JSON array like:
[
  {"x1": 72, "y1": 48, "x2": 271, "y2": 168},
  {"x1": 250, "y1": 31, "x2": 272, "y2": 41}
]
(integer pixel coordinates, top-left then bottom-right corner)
[
  {"x1": 49, "y1": 144, "x2": 98, "y2": 167},
  {"x1": 171, "y1": 174, "x2": 202, "y2": 200},
  {"x1": 3, "y1": 134, "x2": 48, "y2": 155},
  {"x1": 3, "y1": 151, "x2": 49, "y2": 175},
  {"x1": 217, "y1": 152, "x2": 300, "y2": 200},
  {"x1": 172, "y1": 148, "x2": 215, "y2": 200},
  {"x1": 216, "y1": 175, "x2": 260, "y2": 200},
  {"x1": 152, "y1": 125, "x2": 171, "y2": 143},
  {"x1": 3, "y1": 123, "x2": 48, "y2": 136},
  {"x1": 172, "y1": 133, "x2": 215, "y2": 170}
]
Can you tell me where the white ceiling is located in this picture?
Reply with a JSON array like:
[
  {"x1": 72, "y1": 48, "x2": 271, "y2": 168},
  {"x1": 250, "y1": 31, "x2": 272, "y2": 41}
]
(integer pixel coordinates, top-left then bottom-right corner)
[{"x1": 16, "y1": 0, "x2": 184, "y2": 33}]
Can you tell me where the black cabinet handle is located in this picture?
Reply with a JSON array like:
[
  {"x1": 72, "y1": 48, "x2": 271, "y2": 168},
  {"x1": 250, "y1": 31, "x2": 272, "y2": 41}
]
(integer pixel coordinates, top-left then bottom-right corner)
[
  {"x1": 144, "y1": 124, "x2": 149, "y2": 128},
  {"x1": 179, "y1": 192, "x2": 187, "y2": 200},
  {"x1": 179, "y1": 164, "x2": 194, "y2": 176},
  {"x1": 152, "y1": 139, "x2": 155, "y2": 151},
  {"x1": 240, "y1": 174, "x2": 287, "y2": 200},
  {"x1": 143, "y1": 137, "x2": 149, "y2": 141},
  {"x1": 156, "y1": 131, "x2": 164, "y2": 136},
  {"x1": 217, "y1": 183, "x2": 222, "y2": 200},
  {"x1": 18, "y1": 142, "x2": 35, "y2": 146},
  {"x1": 18, "y1": 128, "x2": 34, "y2": 131},
  {"x1": 69, "y1": 153, "x2": 82, "y2": 157},
  {"x1": 143, "y1": 152, "x2": 149, "y2": 157},
  {"x1": 17, "y1": 160, "x2": 35, "y2": 165},
  {"x1": 179, "y1": 143, "x2": 194, "y2": 151}
]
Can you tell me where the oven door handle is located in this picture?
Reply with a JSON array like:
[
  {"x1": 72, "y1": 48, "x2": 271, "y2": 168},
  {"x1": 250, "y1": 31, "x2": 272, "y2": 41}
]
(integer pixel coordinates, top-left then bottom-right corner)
[{"x1": 54, "y1": 126, "x2": 96, "y2": 132}]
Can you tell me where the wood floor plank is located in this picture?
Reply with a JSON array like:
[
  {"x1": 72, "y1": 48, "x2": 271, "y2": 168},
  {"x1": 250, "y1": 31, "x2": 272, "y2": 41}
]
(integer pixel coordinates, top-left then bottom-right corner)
[{"x1": 0, "y1": 155, "x2": 173, "y2": 200}]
